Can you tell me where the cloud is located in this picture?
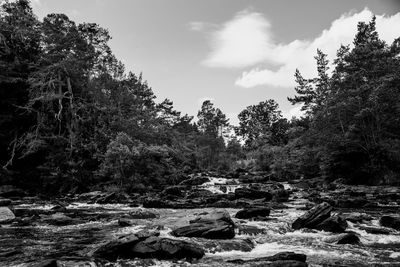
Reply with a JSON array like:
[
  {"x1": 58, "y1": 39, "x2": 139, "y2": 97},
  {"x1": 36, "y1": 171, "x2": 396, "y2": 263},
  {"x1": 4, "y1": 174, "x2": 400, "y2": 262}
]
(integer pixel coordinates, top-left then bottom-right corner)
[
  {"x1": 200, "y1": 8, "x2": 400, "y2": 88},
  {"x1": 202, "y1": 10, "x2": 276, "y2": 68}
]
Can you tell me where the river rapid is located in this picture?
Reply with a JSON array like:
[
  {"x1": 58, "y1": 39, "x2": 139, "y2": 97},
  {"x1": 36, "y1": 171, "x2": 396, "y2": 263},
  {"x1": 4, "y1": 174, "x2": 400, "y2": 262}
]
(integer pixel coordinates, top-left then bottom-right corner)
[{"x1": 1, "y1": 179, "x2": 400, "y2": 267}]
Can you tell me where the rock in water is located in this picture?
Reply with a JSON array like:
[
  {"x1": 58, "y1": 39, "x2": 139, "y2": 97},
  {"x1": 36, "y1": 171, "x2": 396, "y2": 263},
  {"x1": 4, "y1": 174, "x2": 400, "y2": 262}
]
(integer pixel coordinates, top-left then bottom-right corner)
[
  {"x1": 292, "y1": 202, "x2": 332, "y2": 230},
  {"x1": 324, "y1": 233, "x2": 360, "y2": 245},
  {"x1": 0, "y1": 198, "x2": 11, "y2": 206},
  {"x1": 228, "y1": 251, "x2": 307, "y2": 266},
  {"x1": 172, "y1": 210, "x2": 235, "y2": 239},
  {"x1": 0, "y1": 207, "x2": 15, "y2": 223},
  {"x1": 92, "y1": 229, "x2": 204, "y2": 261},
  {"x1": 234, "y1": 188, "x2": 273, "y2": 200},
  {"x1": 235, "y1": 207, "x2": 270, "y2": 219},
  {"x1": 315, "y1": 215, "x2": 347, "y2": 233},
  {"x1": 379, "y1": 216, "x2": 400, "y2": 230}
]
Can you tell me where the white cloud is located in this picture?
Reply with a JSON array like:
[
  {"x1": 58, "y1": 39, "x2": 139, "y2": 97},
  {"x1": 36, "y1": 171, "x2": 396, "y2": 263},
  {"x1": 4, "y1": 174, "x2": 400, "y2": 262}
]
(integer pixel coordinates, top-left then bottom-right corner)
[
  {"x1": 201, "y1": 8, "x2": 400, "y2": 88},
  {"x1": 202, "y1": 10, "x2": 276, "y2": 68}
]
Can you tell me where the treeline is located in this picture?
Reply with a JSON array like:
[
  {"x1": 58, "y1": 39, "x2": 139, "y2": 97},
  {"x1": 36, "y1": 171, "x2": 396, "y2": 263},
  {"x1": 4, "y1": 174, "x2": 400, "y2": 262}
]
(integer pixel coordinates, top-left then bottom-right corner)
[
  {"x1": 1, "y1": 1, "x2": 399, "y2": 195},
  {"x1": 0, "y1": 0, "x2": 242, "y2": 194},
  {"x1": 235, "y1": 17, "x2": 400, "y2": 185}
]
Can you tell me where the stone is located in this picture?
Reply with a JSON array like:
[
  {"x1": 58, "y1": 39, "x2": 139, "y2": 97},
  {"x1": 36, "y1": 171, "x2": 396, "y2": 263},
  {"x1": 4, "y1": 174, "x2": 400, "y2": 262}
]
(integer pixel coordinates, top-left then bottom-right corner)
[
  {"x1": 379, "y1": 216, "x2": 400, "y2": 230},
  {"x1": 234, "y1": 188, "x2": 273, "y2": 200},
  {"x1": 324, "y1": 233, "x2": 360, "y2": 244},
  {"x1": 129, "y1": 209, "x2": 159, "y2": 219},
  {"x1": 235, "y1": 207, "x2": 270, "y2": 220},
  {"x1": 0, "y1": 207, "x2": 15, "y2": 223},
  {"x1": 179, "y1": 176, "x2": 210, "y2": 186},
  {"x1": 172, "y1": 210, "x2": 235, "y2": 239},
  {"x1": 292, "y1": 202, "x2": 332, "y2": 230},
  {"x1": 92, "y1": 230, "x2": 204, "y2": 262},
  {"x1": 44, "y1": 213, "x2": 74, "y2": 226},
  {"x1": 29, "y1": 259, "x2": 58, "y2": 267},
  {"x1": 315, "y1": 216, "x2": 347, "y2": 233},
  {"x1": 162, "y1": 186, "x2": 184, "y2": 197},
  {"x1": 228, "y1": 251, "x2": 307, "y2": 266},
  {"x1": 0, "y1": 198, "x2": 12, "y2": 206}
]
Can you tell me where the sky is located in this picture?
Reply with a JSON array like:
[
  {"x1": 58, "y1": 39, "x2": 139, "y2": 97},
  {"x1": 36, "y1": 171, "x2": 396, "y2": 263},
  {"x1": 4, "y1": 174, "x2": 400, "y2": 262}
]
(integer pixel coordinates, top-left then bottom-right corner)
[{"x1": 29, "y1": 0, "x2": 400, "y2": 125}]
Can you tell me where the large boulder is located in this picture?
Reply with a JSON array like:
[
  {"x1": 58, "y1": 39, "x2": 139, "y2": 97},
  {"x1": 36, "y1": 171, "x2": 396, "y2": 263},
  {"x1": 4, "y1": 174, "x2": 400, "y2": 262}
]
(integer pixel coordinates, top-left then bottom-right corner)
[
  {"x1": 0, "y1": 185, "x2": 26, "y2": 198},
  {"x1": 162, "y1": 186, "x2": 184, "y2": 197},
  {"x1": 292, "y1": 202, "x2": 332, "y2": 230},
  {"x1": 0, "y1": 198, "x2": 12, "y2": 206},
  {"x1": 315, "y1": 216, "x2": 347, "y2": 233},
  {"x1": 95, "y1": 192, "x2": 131, "y2": 204},
  {"x1": 172, "y1": 210, "x2": 235, "y2": 239},
  {"x1": 234, "y1": 188, "x2": 272, "y2": 200},
  {"x1": 129, "y1": 209, "x2": 159, "y2": 219},
  {"x1": 379, "y1": 216, "x2": 400, "y2": 230},
  {"x1": 235, "y1": 207, "x2": 270, "y2": 220},
  {"x1": 0, "y1": 207, "x2": 15, "y2": 223},
  {"x1": 324, "y1": 233, "x2": 360, "y2": 245},
  {"x1": 229, "y1": 251, "x2": 307, "y2": 266},
  {"x1": 92, "y1": 229, "x2": 204, "y2": 261},
  {"x1": 179, "y1": 176, "x2": 210, "y2": 186}
]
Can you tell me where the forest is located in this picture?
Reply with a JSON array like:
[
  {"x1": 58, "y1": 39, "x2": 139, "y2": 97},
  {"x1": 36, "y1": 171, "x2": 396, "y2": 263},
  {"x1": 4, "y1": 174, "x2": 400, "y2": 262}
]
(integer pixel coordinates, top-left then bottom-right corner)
[{"x1": 1, "y1": 0, "x2": 400, "y2": 197}]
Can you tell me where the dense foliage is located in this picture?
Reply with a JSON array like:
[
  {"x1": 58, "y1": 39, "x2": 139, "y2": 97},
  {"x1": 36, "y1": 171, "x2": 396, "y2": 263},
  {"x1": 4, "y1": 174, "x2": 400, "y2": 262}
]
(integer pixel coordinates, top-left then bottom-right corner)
[
  {"x1": 0, "y1": 0, "x2": 241, "y2": 194},
  {"x1": 1, "y1": 1, "x2": 399, "y2": 195}
]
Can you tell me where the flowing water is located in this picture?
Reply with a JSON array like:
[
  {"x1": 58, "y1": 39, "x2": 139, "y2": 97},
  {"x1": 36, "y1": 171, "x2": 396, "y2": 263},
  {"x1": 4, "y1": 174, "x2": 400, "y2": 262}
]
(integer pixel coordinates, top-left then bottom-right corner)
[{"x1": 1, "y1": 181, "x2": 400, "y2": 267}]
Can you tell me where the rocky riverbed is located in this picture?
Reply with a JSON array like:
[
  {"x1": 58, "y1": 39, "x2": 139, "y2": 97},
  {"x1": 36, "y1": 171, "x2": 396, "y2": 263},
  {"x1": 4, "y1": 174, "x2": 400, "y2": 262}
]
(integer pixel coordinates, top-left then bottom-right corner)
[{"x1": 0, "y1": 173, "x2": 400, "y2": 266}]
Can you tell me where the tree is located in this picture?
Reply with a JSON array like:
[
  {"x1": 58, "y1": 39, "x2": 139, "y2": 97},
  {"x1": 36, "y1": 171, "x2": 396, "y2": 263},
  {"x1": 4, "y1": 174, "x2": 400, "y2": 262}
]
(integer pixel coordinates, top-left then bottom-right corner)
[
  {"x1": 236, "y1": 99, "x2": 288, "y2": 147},
  {"x1": 197, "y1": 100, "x2": 229, "y2": 137}
]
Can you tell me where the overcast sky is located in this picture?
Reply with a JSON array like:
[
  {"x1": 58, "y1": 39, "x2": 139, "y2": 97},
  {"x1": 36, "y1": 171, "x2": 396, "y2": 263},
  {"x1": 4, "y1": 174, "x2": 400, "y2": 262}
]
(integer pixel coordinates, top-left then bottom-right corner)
[{"x1": 31, "y1": 0, "x2": 400, "y2": 125}]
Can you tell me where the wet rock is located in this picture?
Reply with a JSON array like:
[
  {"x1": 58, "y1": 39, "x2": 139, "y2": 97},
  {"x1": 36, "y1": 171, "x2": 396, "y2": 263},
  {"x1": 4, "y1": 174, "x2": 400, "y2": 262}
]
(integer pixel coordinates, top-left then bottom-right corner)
[
  {"x1": 162, "y1": 186, "x2": 184, "y2": 197},
  {"x1": 202, "y1": 238, "x2": 254, "y2": 253},
  {"x1": 118, "y1": 218, "x2": 133, "y2": 227},
  {"x1": 292, "y1": 202, "x2": 332, "y2": 230},
  {"x1": 95, "y1": 192, "x2": 130, "y2": 204},
  {"x1": 235, "y1": 207, "x2": 270, "y2": 220},
  {"x1": 129, "y1": 209, "x2": 159, "y2": 219},
  {"x1": 179, "y1": 176, "x2": 210, "y2": 186},
  {"x1": 92, "y1": 229, "x2": 204, "y2": 261},
  {"x1": 131, "y1": 236, "x2": 204, "y2": 260},
  {"x1": 324, "y1": 233, "x2": 360, "y2": 244},
  {"x1": 342, "y1": 213, "x2": 373, "y2": 223},
  {"x1": 29, "y1": 259, "x2": 58, "y2": 267},
  {"x1": 0, "y1": 185, "x2": 26, "y2": 198},
  {"x1": 237, "y1": 225, "x2": 266, "y2": 235},
  {"x1": 358, "y1": 225, "x2": 391, "y2": 235},
  {"x1": 0, "y1": 198, "x2": 11, "y2": 206},
  {"x1": 43, "y1": 212, "x2": 75, "y2": 226},
  {"x1": 228, "y1": 251, "x2": 307, "y2": 266},
  {"x1": 0, "y1": 206, "x2": 15, "y2": 223},
  {"x1": 172, "y1": 210, "x2": 235, "y2": 239},
  {"x1": 335, "y1": 197, "x2": 368, "y2": 208},
  {"x1": 315, "y1": 216, "x2": 347, "y2": 233},
  {"x1": 234, "y1": 188, "x2": 273, "y2": 200},
  {"x1": 379, "y1": 215, "x2": 400, "y2": 230},
  {"x1": 273, "y1": 189, "x2": 290, "y2": 202}
]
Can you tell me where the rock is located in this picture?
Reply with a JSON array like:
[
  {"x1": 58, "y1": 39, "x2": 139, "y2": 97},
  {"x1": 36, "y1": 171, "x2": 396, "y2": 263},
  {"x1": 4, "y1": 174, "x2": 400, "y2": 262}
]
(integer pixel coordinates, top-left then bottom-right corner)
[
  {"x1": 273, "y1": 189, "x2": 290, "y2": 202},
  {"x1": 29, "y1": 259, "x2": 58, "y2": 267},
  {"x1": 202, "y1": 238, "x2": 254, "y2": 253},
  {"x1": 44, "y1": 213, "x2": 74, "y2": 226},
  {"x1": 118, "y1": 218, "x2": 133, "y2": 227},
  {"x1": 228, "y1": 251, "x2": 307, "y2": 266},
  {"x1": 235, "y1": 207, "x2": 270, "y2": 220},
  {"x1": 131, "y1": 236, "x2": 204, "y2": 260},
  {"x1": 129, "y1": 209, "x2": 159, "y2": 219},
  {"x1": 0, "y1": 185, "x2": 26, "y2": 198},
  {"x1": 179, "y1": 176, "x2": 210, "y2": 186},
  {"x1": 172, "y1": 210, "x2": 235, "y2": 239},
  {"x1": 358, "y1": 225, "x2": 391, "y2": 235},
  {"x1": 162, "y1": 186, "x2": 184, "y2": 197},
  {"x1": 96, "y1": 192, "x2": 130, "y2": 204},
  {"x1": 292, "y1": 202, "x2": 332, "y2": 230},
  {"x1": 0, "y1": 207, "x2": 15, "y2": 223},
  {"x1": 92, "y1": 229, "x2": 204, "y2": 261},
  {"x1": 0, "y1": 198, "x2": 12, "y2": 206},
  {"x1": 234, "y1": 188, "x2": 273, "y2": 200},
  {"x1": 237, "y1": 225, "x2": 266, "y2": 235},
  {"x1": 324, "y1": 233, "x2": 360, "y2": 244},
  {"x1": 379, "y1": 216, "x2": 400, "y2": 230},
  {"x1": 335, "y1": 197, "x2": 368, "y2": 208},
  {"x1": 342, "y1": 213, "x2": 373, "y2": 223},
  {"x1": 315, "y1": 216, "x2": 347, "y2": 233}
]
